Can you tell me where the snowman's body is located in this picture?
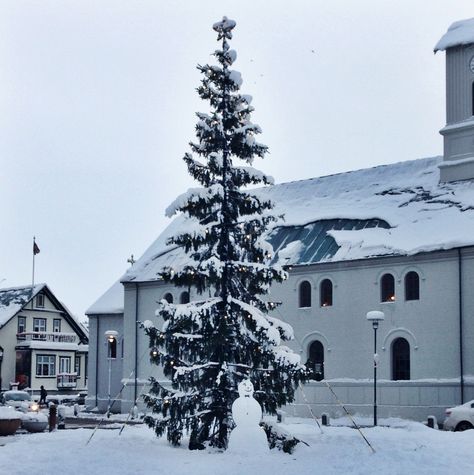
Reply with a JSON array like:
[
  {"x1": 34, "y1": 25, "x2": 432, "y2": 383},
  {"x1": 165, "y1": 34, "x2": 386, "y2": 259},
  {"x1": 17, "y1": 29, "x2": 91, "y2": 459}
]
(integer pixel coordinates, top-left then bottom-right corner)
[{"x1": 228, "y1": 380, "x2": 269, "y2": 453}]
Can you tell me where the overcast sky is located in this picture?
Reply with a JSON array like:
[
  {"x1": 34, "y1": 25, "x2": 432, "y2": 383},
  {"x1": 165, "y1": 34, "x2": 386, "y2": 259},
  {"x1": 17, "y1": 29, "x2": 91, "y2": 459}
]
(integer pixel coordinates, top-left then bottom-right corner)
[{"x1": 1, "y1": 0, "x2": 473, "y2": 320}]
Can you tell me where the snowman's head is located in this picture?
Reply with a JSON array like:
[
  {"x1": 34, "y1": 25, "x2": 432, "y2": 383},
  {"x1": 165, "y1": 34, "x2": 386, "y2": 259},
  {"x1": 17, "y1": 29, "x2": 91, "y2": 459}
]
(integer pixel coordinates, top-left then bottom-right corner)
[{"x1": 237, "y1": 379, "x2": 254, "y2": 398}]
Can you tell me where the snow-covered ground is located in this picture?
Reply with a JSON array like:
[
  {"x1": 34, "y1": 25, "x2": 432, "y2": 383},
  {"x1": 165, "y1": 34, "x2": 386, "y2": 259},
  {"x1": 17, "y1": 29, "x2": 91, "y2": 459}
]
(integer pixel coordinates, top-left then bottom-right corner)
[{"x1": 1, "y1": 417, "x2": 473, "y2": 475}]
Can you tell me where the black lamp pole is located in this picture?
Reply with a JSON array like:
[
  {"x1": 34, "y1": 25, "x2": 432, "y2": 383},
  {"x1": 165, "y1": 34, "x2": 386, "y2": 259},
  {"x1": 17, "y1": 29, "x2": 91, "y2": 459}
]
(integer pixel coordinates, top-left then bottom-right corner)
[
  {"x1": 0, "y1": 346, "x2": 3, "y2": 391},
  {"x1": 366, "y1": 310, "x2": 384, "y2": 427},
  {"x1": 372, "y1": 321, "x2": 379, "y2": 426}
]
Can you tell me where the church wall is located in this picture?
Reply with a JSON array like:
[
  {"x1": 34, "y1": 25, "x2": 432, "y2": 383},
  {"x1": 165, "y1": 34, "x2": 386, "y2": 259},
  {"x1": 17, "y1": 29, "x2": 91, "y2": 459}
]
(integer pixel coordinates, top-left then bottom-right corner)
[
  {"x1": 121, "y1": 282, "x2": 180, "y2": 413},
  {"x1": 86, "y1": 313, "x2": 123, "y2": 413},
  {"x1": 96, "y1": 247, "x2": 474, "y2": 423},
  {"x1": 460, "y1": 248, "x2": 474, "y2": 402}
]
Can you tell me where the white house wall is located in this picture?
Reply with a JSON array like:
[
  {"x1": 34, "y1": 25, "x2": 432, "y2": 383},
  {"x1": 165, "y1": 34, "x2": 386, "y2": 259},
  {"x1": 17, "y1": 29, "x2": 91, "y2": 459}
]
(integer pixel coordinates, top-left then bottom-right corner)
[{"x1": 0, "y1": 312, "x2": 20, "y2": 390}]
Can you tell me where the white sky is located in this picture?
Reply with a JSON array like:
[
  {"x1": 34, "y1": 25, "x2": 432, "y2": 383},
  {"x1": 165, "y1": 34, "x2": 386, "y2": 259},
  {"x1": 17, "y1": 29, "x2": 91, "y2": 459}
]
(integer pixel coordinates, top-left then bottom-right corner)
[{"x1": 1, "y1": 0, "x2": 473, "y2": 320}]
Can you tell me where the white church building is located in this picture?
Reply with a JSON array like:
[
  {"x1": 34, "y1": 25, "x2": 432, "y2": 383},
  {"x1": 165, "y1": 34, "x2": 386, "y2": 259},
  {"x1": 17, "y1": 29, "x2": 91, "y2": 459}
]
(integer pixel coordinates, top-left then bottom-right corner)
[{"x1": 86, "y1": 19, "x2": 474, "y2": 423}]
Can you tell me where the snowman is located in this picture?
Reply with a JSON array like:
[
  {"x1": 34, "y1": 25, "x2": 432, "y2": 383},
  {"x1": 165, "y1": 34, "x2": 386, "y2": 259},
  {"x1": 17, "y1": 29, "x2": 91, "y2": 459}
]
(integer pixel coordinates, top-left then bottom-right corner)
[{"x1": 228, "y1": 379, "x2": 269, "y2": 453}]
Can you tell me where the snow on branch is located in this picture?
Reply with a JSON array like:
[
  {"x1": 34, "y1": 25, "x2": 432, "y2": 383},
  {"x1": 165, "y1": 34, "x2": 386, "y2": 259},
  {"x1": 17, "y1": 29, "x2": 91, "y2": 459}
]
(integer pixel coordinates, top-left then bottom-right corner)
[{"x1": 165, "y1": 184, "x2": 224, "y2": 217}]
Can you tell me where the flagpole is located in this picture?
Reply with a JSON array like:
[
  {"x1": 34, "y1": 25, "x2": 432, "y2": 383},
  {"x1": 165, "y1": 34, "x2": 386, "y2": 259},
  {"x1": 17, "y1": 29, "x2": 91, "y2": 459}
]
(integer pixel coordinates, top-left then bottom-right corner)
[{"x1": 32, "y1": 236, "x2": 36, "y2": 289}]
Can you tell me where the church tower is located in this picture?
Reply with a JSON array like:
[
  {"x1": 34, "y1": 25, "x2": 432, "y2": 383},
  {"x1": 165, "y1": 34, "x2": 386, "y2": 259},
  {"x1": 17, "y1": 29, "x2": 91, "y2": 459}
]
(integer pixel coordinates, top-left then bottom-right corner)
[{"x1": 435, "y1": 19, "x2": 474, "y2": 182}]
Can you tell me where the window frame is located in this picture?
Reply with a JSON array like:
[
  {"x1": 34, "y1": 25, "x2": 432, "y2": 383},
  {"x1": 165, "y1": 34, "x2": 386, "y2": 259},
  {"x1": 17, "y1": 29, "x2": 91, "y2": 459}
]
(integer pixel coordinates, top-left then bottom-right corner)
[
  {"x1": 307, "y1": 340, "x2": 324, "y2": 381},
  {"x1": 179, "y1": 291, "x2": 190, "y2": 304},
  {"x1": 33, "y1": 318, "x2": 47, "y2": 339},
  {"x1": 59, "y1": 356, "x2": 72, "y2": 374},
  {"x1": 392, "y1": 337, "x2": 410, "y2": 381},
  {"x1": 404, "y1": 271, "x2": 420, "y2": 301},
  {"x1": 36, "y1": 293, "x2": 45, "y2": 308},
  {"x1": 75, "y1": 356, "x2": 81, "y2": 377},
  {"x1": 298, "y1": 280, "x2": 312, "y2": 308},
  {"x1": 36, "y1": 354, "x2": 56, "y2": 377},
  {"x1": 17, "y1": 316, "x2": 26, "y2": 338},
  {"x1": 380, "y1": 273, "x2": 395, "y2": 302},
  {"x1": 108, "y1": 338, "x2": 117, "y2": 359},
  {"x1": 320, "y1": 279, "x2": 333, "y2": 307},
  {"x1": 53, "y1": 318, "x2": 62, "y2": 333}
]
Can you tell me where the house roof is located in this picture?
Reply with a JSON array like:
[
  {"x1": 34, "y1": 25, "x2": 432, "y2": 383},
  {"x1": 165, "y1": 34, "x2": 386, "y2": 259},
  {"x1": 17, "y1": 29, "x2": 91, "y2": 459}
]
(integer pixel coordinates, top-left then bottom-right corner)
[
  {"x1": 434, "y1": 18, "x2": 474, "y2": 52},
  {"x1": 88, "y1": 156, "x2": 474, "y2": 314},
  {"x1": 0, "y1": 284, "x2": 45, "y2": 327},
  {"x1": 0, "y1": 283, "x2": 88, "y2": 342}
]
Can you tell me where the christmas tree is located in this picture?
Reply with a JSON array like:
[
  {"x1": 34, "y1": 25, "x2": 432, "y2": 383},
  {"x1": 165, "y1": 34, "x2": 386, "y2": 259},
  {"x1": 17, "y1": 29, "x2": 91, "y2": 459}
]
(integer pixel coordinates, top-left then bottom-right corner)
[{"x1": 142, "y1": 17, "x2": 307, "y2": 450}]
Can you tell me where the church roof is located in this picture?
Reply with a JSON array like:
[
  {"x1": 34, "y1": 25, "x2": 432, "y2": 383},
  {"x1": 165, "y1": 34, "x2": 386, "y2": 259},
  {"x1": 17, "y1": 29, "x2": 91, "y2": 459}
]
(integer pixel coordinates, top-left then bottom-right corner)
[
  {"x1": 88, "y1": 156, "x2": 474, "y2": 313},
  {"x1": 434, "y1": 18, "x2": 474, "y2": 52},
  {"x1": 124, "y1": 155, "x2": 474, "y2": 278}
]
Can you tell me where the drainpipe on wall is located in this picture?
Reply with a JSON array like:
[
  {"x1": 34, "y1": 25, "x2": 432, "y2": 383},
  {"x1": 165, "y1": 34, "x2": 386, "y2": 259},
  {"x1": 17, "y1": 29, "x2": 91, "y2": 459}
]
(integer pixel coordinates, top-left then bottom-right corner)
[
  {"x1": 95, "y1": 317, "x2": 99, "y2": 408},
  {"x1": 458, "y1": 248, "x2": 464, "y2": 404},
  {"x1": 134, "y1": 283, "x2": 139, "y2": 405}
]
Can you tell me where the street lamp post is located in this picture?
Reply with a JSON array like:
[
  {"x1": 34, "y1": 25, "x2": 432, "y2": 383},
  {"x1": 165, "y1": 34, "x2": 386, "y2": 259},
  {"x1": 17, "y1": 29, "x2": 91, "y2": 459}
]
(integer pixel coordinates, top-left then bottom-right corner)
[
  {"x1": 366, "y1": 311, "x2": 385, "y2": 426},
  {"x1": 0, "y1": 346, "x2": 4, "y2": 391},
  {"x1": 104, "y1": 330, "x2": 118, "y2": 417}
]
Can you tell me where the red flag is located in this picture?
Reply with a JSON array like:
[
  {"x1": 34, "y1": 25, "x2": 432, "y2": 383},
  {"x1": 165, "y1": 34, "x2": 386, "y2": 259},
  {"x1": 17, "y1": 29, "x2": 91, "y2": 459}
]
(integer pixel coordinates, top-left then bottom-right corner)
[{"x1": 33, "y1": 241, "x2": 40, "y2": 255}]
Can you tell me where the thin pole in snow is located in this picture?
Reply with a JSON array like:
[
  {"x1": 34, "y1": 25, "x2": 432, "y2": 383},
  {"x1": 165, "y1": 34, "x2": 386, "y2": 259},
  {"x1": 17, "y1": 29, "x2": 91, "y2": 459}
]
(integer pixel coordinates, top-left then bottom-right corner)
[{"x1": 323, "y1": 380, "x2": 376, "y2": 454}]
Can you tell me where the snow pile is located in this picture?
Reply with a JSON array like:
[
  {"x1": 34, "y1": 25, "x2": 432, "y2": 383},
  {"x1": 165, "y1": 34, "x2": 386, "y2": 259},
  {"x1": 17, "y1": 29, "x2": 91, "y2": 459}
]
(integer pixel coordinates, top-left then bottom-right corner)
[
  {"x1": 1, "y1": 418, "x2": 474, "y2": 474},
  {"x1": 435, "y1": 17, "x2": 474, "y2": 52},
  {"x1": 0, "y1": 406, "x2": 22, "y2": 420}
]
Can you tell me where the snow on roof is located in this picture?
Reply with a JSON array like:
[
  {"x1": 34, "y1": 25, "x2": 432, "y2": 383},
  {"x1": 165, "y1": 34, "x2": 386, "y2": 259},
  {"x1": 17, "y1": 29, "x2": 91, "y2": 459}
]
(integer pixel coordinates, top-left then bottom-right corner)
[
  {"x1": 0, "y1": 284, "x2": 45, "y2": 327},
  {"x1": 434, "y1": 18, "x2": 474, "y2": 52},
  {"x1": 91, "y1": 156, "x2": 474, "y2": 313},
  {"x1": 86, "y1": 279, "x2": 126, "y2": 315}
]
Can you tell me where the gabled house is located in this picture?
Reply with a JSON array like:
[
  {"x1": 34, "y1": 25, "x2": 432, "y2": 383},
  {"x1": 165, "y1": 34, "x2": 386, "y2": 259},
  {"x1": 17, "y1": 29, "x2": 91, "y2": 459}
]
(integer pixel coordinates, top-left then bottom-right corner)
[{"x1": 0, "y1": 283, "x2": 88, "y2": 395}]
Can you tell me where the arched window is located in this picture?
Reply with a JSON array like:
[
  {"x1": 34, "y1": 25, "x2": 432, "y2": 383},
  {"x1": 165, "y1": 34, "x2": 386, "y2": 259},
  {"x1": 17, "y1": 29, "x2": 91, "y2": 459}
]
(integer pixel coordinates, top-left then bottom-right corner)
[
  {"x1": 381, "y1": 273, "x2": 395, "y2": 302},
  {"x1": 108, "y1": 338, "x2": 117, "y2": 359},
  {"x1": 392, "y1": 338, "x2": 410, "y2": 380},
  {"x1": 163, "y1": 293, "x2": 173, "y2": 304},
  {"x1": 299, "y1": 281, "x2": 311, "y2": 308},
  {"x1": 405, "y1": 271, "x2": 419, "y2": 301},
  {"x1": 306, "y1": 341, "x2": 324, "y2": 381},
  {"x1": 180, "y1": 291, "x2": 190, "y2": 304},
  {"x1": 320, "y1": 279, "x2": 333, "y2": 307}
]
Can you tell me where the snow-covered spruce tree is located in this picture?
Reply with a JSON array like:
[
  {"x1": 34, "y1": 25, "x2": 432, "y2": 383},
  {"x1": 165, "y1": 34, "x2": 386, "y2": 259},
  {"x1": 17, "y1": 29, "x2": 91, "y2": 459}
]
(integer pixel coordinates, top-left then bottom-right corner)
[{"x1": 142, "y1": 17, "x2": 307, "y2": 450}]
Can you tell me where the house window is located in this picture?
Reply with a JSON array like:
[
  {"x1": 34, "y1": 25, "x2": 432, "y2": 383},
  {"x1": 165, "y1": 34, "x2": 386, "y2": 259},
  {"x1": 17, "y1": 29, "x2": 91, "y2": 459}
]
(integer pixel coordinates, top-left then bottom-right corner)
[
  {"x1": 381, "y1": 273, "x2": 395, "y2": 302},
  {"x1": 320, "y1": 279, "x2": 333, "y2": 307},
  {"x1": 108, "y1": 338, "x2": 117, "y2": 359},
  {"x1": 299, "y1": 281, "x2": 311, "y2": 308},
  {"x1": 59, "y1": 356, "x2": 71, "y2": 374},
  {"x1": 75, "y1": 356, "x2": 81, "y2": 376},
  {"x1": 163, "y1": 293, "x2": 173, "y2": 303},
  {"x1": 405, "y1": 271, "x2": 420, "y2": 301},
  {"x1": 33, "y1": 318, "x2": 46, "y2": 339},
  {"x1": 53, "y1": 319, "x2": 61, "y2": 332},
  {"x1": 306, "y1": 341, "x2": 324, "y2": 381},
  {"x1": 17, "y1": 316, "x2": 26, "y2": 338},
  {"x1": 36, "y1": 355, "x2": 55, "y2": 376},
  {"x1": 36, "y1": 293, "x2": 45, "y2": 308},
  {"x1": 180, "y1": 291, "x2": 190, "y2": 304},
  {"x1": 392, "y1": 338, "x2": 410, "y2": 380}
]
